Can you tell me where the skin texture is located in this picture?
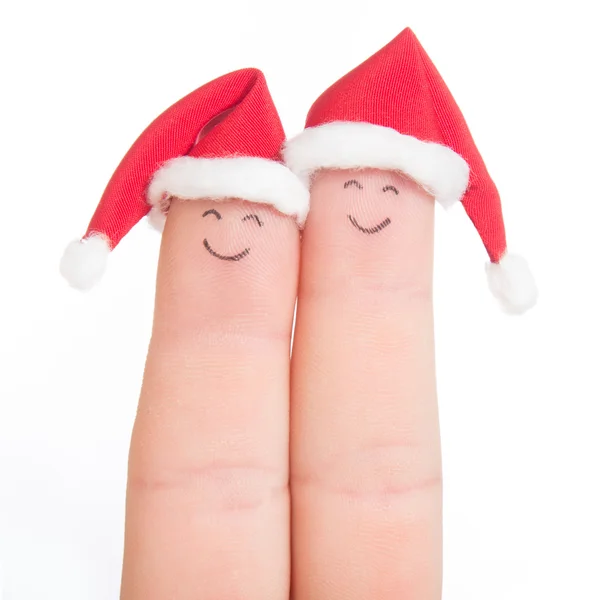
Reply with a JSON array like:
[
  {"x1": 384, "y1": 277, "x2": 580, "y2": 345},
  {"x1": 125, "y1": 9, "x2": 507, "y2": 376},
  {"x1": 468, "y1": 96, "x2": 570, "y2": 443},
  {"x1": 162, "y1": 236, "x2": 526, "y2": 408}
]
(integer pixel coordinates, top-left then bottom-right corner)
[
  {"x1": 120, "y1": 168, "x2": 441, "y2": 599},
  {"x1": 290, "y1": 168, "x2": 442, "y2": 600},
  {"x1": 120, "y1": 198, "x2": 299, "y2": 600}
]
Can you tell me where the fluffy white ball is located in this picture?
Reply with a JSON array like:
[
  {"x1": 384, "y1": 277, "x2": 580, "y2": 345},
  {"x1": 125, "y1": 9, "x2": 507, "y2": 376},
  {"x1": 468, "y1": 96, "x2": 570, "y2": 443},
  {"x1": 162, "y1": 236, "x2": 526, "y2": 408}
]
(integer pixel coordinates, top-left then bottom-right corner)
[
  {"x1": 485, "y1": 253, "x2": 538, "y2": 315},
  {"x1": 59, "y1": 235, "x2": 111, "y2": 291}
]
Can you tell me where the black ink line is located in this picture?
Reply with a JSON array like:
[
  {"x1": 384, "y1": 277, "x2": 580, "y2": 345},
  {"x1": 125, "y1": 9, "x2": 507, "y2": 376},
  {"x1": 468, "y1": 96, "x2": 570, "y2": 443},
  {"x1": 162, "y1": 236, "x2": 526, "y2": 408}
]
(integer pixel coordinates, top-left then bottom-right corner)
[
  {"x1": 348, "y1": 214, "x2": 392, "y2": 235},
  {"x1": 383, "y1": 185, "x2": 399, "y2": 195},
  {"x1": 203, "y1": 239, "x2": 250, "y2": 261},
  {"x1": 202, "y1": 208, "x2": 222, "y2": 219},
  {"x1": 242, "y1": 214, "x2": 264, "y2": 227},
  {"x1": 344, "y1": 179, "x2": 363, "y2": 190}
]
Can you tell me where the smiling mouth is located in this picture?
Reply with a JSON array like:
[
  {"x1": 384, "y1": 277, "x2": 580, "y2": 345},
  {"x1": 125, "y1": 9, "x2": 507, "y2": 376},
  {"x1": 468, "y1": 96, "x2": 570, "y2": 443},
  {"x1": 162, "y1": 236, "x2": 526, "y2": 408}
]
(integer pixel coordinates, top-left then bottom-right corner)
[
  {"x1": 203, "y1": 239, "x2": 250, "y2": 261},
  {"x1": 348, "y1": 214, "x2": 392, "y2": 235}
]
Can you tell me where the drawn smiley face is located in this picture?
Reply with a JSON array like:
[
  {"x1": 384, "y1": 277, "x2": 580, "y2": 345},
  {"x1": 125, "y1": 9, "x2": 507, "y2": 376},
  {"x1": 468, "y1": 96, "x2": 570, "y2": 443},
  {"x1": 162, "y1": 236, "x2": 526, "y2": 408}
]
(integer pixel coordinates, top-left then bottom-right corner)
[
  {"x1": 201, "y1": 206, "x2": 265, "y2": 262},
  {"x1": 301, "y1": 169, "x2": 435, "y2": 290},
  {"x1": 303, "y1": 168, "x2": 435, "y2": 260},
  {"x1": 343, "y1": 178, "x2": 399, "y2": 235}
]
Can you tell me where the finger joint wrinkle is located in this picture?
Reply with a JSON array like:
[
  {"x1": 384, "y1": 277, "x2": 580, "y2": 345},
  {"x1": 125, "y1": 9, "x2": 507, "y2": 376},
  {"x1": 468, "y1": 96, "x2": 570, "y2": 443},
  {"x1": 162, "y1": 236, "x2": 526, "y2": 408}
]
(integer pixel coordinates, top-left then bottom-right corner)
[
  {"x1": 130, "y1": 463, "x2": 289, "y2": 512},
  {"x1": 292, "y1": 444, "x2": 441, "y2": 504}
]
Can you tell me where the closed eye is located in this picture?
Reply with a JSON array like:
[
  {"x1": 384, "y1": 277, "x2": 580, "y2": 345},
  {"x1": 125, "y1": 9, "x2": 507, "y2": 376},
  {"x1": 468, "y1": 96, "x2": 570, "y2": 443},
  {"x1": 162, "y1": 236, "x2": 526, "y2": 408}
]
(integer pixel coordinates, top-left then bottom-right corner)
[
  {"x1": 383, "y1": 185, "x2": 399, "y2": 195},
  {"x1": 344, "y1": 179, "x2": 363, "y2": 190},
  {"x1": 202, "y1": 208, "x2": 222, "y2": 219},
  {"x1": 242, "y1": 214, "x2": 263, "y2": 227}
]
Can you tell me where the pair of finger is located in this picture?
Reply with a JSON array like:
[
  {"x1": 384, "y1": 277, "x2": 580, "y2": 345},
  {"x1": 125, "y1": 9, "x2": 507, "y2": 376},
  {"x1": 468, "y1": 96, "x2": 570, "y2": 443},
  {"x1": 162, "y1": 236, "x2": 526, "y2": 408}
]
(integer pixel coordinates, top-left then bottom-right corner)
[{"x1": 121, "y1": 168, "x2": 442, "y2": 600}]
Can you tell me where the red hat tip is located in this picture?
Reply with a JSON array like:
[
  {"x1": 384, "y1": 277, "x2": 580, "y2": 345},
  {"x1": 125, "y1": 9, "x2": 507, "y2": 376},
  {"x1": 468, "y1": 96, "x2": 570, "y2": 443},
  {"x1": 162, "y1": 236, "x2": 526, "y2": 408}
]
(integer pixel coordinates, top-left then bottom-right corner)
[{"x1": 235, "y1": 67, "x2": 264, "y2": 81}]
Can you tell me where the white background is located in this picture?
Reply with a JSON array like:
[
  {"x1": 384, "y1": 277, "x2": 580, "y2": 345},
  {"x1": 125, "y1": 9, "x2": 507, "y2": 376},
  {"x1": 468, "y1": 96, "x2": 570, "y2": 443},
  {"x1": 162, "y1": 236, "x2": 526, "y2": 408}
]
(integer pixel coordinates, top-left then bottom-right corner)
[{"x1": 1, "y1": 0, "x2": 599, "y2": 598}]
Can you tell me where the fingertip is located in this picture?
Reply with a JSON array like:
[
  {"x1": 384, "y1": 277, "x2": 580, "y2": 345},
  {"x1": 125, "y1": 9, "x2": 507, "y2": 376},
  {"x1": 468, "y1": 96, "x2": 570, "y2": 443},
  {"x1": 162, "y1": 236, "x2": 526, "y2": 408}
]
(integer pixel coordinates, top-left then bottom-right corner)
[{"x1": 153, "y1": 198, "x2": 300, "y2": 340}]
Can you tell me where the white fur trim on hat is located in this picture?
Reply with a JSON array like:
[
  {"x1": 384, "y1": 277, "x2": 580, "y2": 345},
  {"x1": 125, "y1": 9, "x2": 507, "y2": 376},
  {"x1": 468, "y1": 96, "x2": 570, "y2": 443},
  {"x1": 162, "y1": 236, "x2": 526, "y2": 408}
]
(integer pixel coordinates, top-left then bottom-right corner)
[
  {"x1": 60, "y1": 234, "x2": 111, "y2": 291},
  {"x1": 283, "y1": 121, "x2": 470, "y2": 208},
  {"x1": 147, "y1": 156, "x2": 310, "y2": 227},
  {"x1": 485, "y1": 253, "x2": 538, "y2": 314},
  {"x1": 146, "y1": 205, "x2": 167, "y2": 232}
]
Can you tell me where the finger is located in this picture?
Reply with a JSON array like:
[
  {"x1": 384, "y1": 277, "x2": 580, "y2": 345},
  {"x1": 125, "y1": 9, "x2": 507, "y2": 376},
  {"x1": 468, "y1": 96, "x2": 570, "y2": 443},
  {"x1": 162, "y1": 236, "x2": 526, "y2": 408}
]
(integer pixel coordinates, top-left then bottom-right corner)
[
  {"x1": 290, "y1": 168, "x2": 442, "y2": 600},
  {"x1": 121, "y1": 198, "x2": 299, "y2": 600}
]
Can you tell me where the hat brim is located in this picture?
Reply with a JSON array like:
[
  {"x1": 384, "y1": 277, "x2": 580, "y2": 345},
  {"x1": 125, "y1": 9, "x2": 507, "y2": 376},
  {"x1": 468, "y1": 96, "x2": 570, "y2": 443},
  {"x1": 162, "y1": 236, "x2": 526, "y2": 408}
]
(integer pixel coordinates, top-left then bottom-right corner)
[
  {"x1": 283, "y1": 121, "x2": 470, "y2": 209},
  {"x1": 147, "y1": 156, "x2": 310, "y2": 229}
]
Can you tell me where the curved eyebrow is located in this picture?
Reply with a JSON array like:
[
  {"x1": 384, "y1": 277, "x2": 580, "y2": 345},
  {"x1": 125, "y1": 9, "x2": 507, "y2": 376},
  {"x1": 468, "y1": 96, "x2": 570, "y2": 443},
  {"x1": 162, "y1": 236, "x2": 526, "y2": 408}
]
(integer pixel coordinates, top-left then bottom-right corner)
[
  {"x1": 344, "y1": 179, "x2": 363, "y2": 190},
  {"x1": 202, "y1": 208, "x2": 222, "y2": 219},
  {"x1": 382, "y1": 185, "x2": 399, "y2": 195},
  {"x1": 242, "y1": 213, "x2": 264, "y2": 227}
]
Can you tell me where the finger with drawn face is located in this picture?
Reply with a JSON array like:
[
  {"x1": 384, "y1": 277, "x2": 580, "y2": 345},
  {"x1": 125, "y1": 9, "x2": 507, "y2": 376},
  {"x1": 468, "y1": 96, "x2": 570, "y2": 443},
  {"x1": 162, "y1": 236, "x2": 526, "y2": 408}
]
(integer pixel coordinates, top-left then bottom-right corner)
[
  {"x1": 58, "y1": 68, "x2": 308, "y2": 599},
  {"x1": 121, "y1": 197, "x2": 299, "y2": 600},
  {"x1": 290, "y1": 168, "x2": 441, "y2": 600}
]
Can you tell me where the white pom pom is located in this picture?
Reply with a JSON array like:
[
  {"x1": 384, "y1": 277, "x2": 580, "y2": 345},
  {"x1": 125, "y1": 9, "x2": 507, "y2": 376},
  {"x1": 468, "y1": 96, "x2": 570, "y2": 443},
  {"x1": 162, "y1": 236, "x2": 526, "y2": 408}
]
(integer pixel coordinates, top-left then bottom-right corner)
[
  {"x1": 59, "y1": 235, "x2": 111, "y2": 291},
  {"x1": 485, "y1": 253, "x2": 538, "y2": 315}
]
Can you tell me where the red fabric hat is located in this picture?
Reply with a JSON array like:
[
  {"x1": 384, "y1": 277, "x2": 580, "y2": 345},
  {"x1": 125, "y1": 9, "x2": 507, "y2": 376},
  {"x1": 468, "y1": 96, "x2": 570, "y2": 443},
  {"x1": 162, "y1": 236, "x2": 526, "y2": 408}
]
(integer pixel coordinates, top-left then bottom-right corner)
[
  {"x1": 60, "y1": 68, "x2": 309, "y2": 290},
  {"x1": 284, "y1": 28, "x2": 537, "y2": 314}
]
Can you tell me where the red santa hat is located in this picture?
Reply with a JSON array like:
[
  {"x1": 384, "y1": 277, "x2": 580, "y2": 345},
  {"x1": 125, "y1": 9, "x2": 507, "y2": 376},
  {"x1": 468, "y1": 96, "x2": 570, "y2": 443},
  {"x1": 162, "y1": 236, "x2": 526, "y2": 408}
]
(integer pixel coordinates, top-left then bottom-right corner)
[
  {"x1": 283, "y1": 28, "x2": 537, "y2": 314},
  {"x1": 60, "y1": 68, "x2": 309, "y2": 290}
]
